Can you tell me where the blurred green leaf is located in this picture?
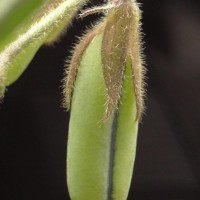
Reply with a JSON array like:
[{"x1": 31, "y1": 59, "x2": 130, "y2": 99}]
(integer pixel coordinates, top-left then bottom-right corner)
[
  {"x1": 0, "y1": 0, "x2": 86, "y2": 99},
  {"x1": 0, "y1": 0, "x2": 48, "y2": 41}
]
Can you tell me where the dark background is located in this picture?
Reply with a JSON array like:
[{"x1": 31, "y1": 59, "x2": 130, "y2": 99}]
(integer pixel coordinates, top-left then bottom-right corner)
[{"x1": 0, "y1": 0, "x2": 200, "y2": 199}]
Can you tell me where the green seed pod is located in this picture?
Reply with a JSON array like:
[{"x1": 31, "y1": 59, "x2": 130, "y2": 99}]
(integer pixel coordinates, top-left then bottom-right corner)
[
  {"x1": 66, "y1": 32, "x2": 138, "y2": 200},
  {"x1": 64, "y1": 0, "x2": 144, "y2": 199}
]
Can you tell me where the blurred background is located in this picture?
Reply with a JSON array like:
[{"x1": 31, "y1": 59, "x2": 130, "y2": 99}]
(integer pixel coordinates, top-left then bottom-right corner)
[{"x1": 0, "y1": 0, "x2": 200, "y2": 199}]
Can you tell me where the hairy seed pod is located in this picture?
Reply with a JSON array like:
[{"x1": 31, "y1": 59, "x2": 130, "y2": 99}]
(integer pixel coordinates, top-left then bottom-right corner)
[
  {"x1": 64, "y1": 0, "x2": 144, "y2": 199},
  {"x1": 66, "y1": 32, "x2": 138, "y2": 200}
]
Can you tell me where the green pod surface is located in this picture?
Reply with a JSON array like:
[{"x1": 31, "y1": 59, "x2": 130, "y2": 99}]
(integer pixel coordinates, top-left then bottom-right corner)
[{"x1": 67, "y1": 33, "x2": 138, "y2": 200}]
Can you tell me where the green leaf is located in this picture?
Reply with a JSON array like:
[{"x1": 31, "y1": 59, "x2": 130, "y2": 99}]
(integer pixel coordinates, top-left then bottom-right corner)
[
  {"x1": 0, "y1": 0, "x2": 48, "y2": 41},
  {"x1": 0, "y1": 0, "x2": 86, "y2": 93},
  {"x1": 67, "y1": 33, "x2": 138, "y2": 200},
  {"x1": 0, "y1": 80, "x2": 5, "y2": 99}
]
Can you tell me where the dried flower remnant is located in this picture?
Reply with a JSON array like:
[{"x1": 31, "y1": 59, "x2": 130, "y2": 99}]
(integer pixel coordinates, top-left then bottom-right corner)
[
  {"x1": 63, "y1": 22, "x2": 105, "y2": 110},
  {"x1": 102, "y1": 0, "x2": 145, "y2": 120},
  {"x1": 64, "y1": 0, "x2": 145, "y2": 121}
]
